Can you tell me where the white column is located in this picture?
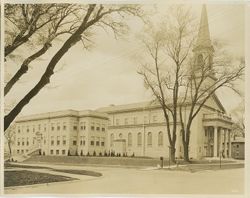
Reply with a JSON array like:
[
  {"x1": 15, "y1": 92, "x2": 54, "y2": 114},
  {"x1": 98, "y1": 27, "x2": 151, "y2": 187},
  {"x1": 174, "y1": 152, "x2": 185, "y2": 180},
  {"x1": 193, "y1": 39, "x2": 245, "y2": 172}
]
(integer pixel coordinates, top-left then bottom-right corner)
[
  {"x1": 228, "y1": 130, "x2": 232, "y2": 158},
  {"x1": 222, "y1": 128, "x2": 225, "y2": 157},
  {"x1": 224, "y1": 129, "x2": 228, "y2": 158},
  {"x1": 219, "y1": 128, "x2": 223, "y2": 154},
  {"x1": 213, "y1": 127, "x2": 218, "y2": 157}
]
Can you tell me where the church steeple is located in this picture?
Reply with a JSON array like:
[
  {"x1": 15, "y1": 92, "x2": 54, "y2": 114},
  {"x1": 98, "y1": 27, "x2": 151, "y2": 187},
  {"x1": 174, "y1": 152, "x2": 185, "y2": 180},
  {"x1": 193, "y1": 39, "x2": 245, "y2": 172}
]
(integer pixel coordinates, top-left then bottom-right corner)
[
  {"x1": 193, "y1": 5, "x2": 214, "y2": 74},
  {"x1": 195, "y1": 5, "x2": 213, "y2": 49}
]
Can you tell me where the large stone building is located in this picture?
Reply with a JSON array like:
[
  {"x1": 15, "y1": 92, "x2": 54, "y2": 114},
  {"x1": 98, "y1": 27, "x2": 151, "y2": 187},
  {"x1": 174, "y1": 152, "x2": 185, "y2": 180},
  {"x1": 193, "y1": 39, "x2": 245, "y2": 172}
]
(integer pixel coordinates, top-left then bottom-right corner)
[{"x1": 11, "y1": 5, "x2": 235, "y2": 160}]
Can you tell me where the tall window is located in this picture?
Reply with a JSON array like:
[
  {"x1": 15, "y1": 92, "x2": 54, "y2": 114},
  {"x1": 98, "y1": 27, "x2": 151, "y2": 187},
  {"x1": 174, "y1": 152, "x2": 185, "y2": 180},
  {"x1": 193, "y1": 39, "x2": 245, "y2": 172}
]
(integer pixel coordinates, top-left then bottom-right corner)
[
  {"x1": 91, "y1": 122, "x2": 95, "y2": 131},
  {"x1": 63, "y1": 136, "x2": 66, "y2": 145},
  {"x1": 90, "y1": 136, "x2": 95, "y2": 146},
  {"x1": 137, "y1": 133, "x2": 142, "y2": 146},
  {"x1": 110, "y1": 134, "x2": 114, "y2": 147},
  {"x1": 197, "y1": 54, "x2": 204, "y2": 67},
  {"x1": 63, "y1": 122, "x2": 66, "y2": 130},
  {"x1": 119, "y1": 133, "x2": 123, "y2": 139},
  {"x1": 158, "y1": 132, "x2": 163, "y2": 146},
  {"x1": 128, "y1": 133, "x2": 132, "y2": 146},
  {"x1": 147, "y1": 132, "x2": 152, "y2": 146},
  {"x1": 51, "y1": 136, "x2": 54, "y2": 146},
  {"x1": 57, "y1": 136, "x2": 60, "y2": 145},
  {"x1": 57, "y1": 123, "x2": 60, "y2": 131}
]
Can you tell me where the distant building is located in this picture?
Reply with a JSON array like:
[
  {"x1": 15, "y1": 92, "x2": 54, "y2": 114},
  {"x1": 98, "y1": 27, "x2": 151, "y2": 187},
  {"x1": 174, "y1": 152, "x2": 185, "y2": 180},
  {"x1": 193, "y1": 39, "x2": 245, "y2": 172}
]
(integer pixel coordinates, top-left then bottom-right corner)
[
  {"x1": 13, "y1": 110, "x2": 108, "y2": 157},
  {"x1": 231, "y1": 137, "x2": 245, "y2": 159},
  {"x1": 11, "y1": 5, "x2": 237, "y2": 160}
]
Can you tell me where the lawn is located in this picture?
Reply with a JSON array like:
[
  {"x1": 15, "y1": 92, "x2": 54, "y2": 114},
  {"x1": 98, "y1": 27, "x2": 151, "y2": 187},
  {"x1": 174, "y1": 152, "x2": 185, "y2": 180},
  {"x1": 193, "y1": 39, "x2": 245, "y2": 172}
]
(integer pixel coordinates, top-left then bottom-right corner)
[
  {"x1": 24, "y1": 155, "x2": 236, "y2": 167},
  {"x1": 5, "y1": 163, "x2": 102, "y2": 177},
  {"x1": 4, "y1": 170, "x2": 77, "y2": 187},
  {"x1": 53, "y1": 169, "x2": 102, "y2": 177}
]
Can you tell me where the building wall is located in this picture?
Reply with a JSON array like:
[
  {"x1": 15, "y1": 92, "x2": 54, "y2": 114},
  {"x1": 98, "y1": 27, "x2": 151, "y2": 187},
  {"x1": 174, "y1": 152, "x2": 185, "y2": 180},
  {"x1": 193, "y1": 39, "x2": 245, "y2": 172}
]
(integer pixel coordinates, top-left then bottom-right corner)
[
  {"x1": 12, "y1": 97, "x2": 230, "y2": 159},
  {"x1": 13, "y1": 112, "x2": 108, "y2": 157},
  {"x1": 231, "y1": 142, "x2": 244, "y2": 159}
]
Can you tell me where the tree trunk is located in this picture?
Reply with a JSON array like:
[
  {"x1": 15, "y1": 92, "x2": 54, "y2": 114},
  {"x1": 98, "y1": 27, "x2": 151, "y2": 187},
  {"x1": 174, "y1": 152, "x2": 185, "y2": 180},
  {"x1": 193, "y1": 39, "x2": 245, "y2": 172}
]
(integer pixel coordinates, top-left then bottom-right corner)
[
  {"x1": 8, "y1": 141, "x2": 12, "y2": 160},
  {"x1": 170, "y1": 146, "x2": 176, "y2": 163},
  {"x1": 183, "y1": 142, "x2": 189, "y2": 162}
]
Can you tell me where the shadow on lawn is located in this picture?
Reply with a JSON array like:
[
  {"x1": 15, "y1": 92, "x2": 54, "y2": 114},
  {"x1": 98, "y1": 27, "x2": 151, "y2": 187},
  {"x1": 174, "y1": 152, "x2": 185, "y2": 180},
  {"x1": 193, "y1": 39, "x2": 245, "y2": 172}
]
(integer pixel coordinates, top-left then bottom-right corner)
[{"x1": 5, "y1": 162, "x2": 102, "y2": 177}]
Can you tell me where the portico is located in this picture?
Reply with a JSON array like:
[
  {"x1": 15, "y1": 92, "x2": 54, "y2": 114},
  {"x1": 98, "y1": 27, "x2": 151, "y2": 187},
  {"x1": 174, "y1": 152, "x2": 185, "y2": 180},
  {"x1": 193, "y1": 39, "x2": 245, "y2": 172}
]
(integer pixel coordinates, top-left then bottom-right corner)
[{"x1": 203, "y1": 113, "x2": 233, "y2": 158}]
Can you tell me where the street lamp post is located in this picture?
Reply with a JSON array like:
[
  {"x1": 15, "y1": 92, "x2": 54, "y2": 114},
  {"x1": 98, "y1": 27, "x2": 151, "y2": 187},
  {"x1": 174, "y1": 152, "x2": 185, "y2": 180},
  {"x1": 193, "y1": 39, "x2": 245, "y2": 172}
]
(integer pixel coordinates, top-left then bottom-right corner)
[
  {"x1": 220, "y1": 151, "x2": 222, "y2": 168},
  {"x1": 168, "y1": 146, "x2": 171, "y2": 169}
]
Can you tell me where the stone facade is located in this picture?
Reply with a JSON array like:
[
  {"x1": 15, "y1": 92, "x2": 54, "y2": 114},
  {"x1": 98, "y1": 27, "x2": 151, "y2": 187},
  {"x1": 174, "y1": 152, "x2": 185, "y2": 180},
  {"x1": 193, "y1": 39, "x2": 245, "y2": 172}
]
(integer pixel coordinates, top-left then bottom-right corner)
[
  {"x1": 12, "y1": 96, "x2": 233, "y2": 159},
  {"x1": 13, "y1": 110, "x2": 108, "y2": 157}
]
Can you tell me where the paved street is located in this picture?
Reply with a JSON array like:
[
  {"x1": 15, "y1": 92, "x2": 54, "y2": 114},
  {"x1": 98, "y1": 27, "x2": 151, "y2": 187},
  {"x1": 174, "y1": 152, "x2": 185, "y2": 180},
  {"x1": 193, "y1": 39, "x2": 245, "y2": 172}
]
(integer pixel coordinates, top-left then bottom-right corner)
[{"x1": 5, "y1": 163, "x2": 244, "y2": 195}]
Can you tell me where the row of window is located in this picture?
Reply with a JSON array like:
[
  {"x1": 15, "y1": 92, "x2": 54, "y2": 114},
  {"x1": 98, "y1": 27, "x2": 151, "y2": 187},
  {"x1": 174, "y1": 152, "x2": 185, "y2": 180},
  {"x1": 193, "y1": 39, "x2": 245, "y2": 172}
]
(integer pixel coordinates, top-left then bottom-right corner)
[
  {"x1": 16, "y1": 137, "x2": 36, "y2": 146},
  {"x1": 16, "y1": 149, "x2": 28, "y2": 154},
  {"x1": 114, "y1": 116, "x2": 158, "y2": 126},
  {"x1": 17, "y1": 122, "x2": 106, "y2": 133},
  {"x1": 110, "y1": 132, "x2": 163, "y2": 147},
  {"x1": 49, "y1": 140, "x2": 105, "y2": 147},
  {"x1": 51, "y1": 149, "x2": 67, "y2": 155}
]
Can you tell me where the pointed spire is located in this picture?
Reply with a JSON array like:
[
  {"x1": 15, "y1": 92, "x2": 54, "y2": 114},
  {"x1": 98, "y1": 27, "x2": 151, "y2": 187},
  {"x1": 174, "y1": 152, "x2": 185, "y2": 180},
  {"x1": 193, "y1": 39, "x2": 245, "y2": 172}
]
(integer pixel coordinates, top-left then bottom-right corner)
[{"x1": 195, "y1": 5, "x2": 212, "y2": 49}]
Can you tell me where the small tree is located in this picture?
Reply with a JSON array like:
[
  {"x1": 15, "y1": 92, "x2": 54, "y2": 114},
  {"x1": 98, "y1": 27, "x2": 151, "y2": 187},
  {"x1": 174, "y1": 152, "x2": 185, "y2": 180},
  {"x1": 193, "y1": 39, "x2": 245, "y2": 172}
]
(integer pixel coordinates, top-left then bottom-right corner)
[
  {"x1": 231, "y1": 98, "x2": 245, "y2": 138},
  {"x1": 4, "y1": 124, "x2": 16, "y2": 161}
]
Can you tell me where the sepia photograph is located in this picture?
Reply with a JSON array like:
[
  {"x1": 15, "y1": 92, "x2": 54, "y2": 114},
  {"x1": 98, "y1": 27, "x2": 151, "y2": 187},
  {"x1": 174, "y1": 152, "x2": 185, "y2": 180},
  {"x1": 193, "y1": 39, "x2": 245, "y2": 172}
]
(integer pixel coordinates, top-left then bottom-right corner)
[{"x1": 3, "y1": 1, "x2": 246, "y2": 196}]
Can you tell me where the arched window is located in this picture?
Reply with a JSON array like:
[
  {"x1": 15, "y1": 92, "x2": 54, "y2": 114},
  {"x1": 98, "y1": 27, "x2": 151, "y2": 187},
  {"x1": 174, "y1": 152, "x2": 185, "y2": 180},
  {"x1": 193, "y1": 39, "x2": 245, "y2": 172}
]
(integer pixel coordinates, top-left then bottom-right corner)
[
  {"x1": 119, "y1": 133, "x2": 123, "y2": 139},
  {"x1": 110, "y1": 134, "x2": 114, "y2": 147},
  {"x1": 197, "y1": 54, "x2": 204, "y2": 66},
  {"x1": 158, "y1": 132, "x2": 163, "y2": 146},
  {"x1": 147, "y1": 132, "x2": 152, "y2": 146},
  {"x1": 128, "y1": 133, "x2": 132, "y2": 147},
  {"x1": 209, "y1": 56, "x2": 213, "y2": 70},
  {"x1": 137, "y1": 132, "x2": 142, "y2": 146}
]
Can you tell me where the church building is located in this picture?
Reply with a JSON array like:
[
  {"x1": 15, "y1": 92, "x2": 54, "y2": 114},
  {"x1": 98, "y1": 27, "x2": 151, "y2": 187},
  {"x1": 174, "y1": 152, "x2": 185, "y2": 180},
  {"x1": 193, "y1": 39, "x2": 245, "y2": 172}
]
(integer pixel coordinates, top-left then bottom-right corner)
[{"x1": 11, "y1": 5, "x2": 233, "y2": 160}]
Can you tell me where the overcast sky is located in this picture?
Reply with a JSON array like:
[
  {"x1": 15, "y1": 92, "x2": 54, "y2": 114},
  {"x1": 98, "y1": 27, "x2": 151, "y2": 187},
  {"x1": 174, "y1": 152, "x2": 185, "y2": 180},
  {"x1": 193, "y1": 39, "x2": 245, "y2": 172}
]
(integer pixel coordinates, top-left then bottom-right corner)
[{"x1": 5, "y1": 3, "x2": 245, "y2": 117}]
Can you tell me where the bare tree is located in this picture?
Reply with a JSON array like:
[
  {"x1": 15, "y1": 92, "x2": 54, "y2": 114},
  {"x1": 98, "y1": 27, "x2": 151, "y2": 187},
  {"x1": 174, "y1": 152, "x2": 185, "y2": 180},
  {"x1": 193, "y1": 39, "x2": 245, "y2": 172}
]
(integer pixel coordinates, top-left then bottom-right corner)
[
  {"x1": 5, "y1": 124, "x2": 16, "y2": 161},
  {"x1": 4, "y1": 4, "x2": 81, "y2": 96},
  {"x1": 138, "y1": 6, "x2": 194, "y2": 162},
  {"x1": 231, "y1": 98, "x2": 245, "y2": 138},
  {"x1": 4, "y1": 4, "x2": 144, "y2": 131},
  {"x1": 4, "y1": 4, "x2": 67, "y2": 57}
]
